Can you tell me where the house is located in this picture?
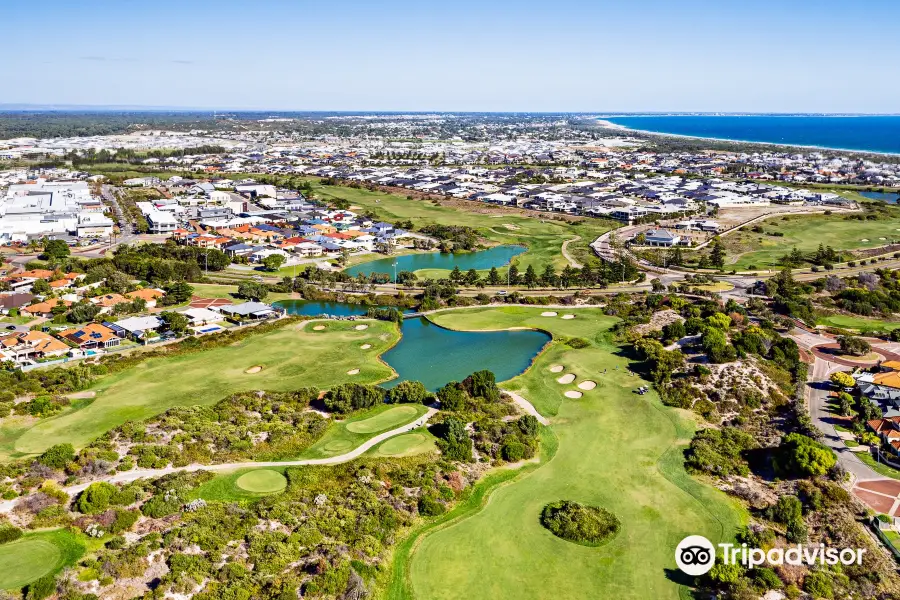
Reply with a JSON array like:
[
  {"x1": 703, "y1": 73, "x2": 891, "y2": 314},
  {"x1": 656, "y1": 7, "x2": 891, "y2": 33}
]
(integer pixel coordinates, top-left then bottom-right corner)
[
  {"x1": 218, "y1": 301, "x2": 276, "y2": 321},
  {"x1": 90, "y1": 293, "x2": 129, "y2": 313},
  {"x1": 108, "y1": 315, "x2": 164, "y2": 341},
  {"x1": 0, "y1": 330, "x2": 69, "y2": 363},
  {"x1": 0, "y1": 293, "x2": 34, "y2": 315},
  {"x1": 58, "y1": 322, "x2": 121, "y2": 350},
  {"x1": 867, "y1": 416, "x2": 900, "y2": 456},
  {"x1": 125, "y1": 288, "x2": 165, "y2": 308},
  {"x1": 642, "y1": 228, "x2": 682, "y2": 247},
  {"x1": 182, "y1": 307, "x2": 226, "y2": 327},
  {"x1": 22, "y1": 298, "x2": 72, "y2": 318}
]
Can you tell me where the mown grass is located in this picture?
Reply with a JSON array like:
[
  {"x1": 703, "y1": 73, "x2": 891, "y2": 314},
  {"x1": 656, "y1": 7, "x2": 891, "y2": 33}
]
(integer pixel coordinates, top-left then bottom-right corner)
[
  {"x1": 5, "y1": 319, "x2": 400, "y2": 459},
  {"x1": 817, "y1": 314, "x2": 900, "y2": 333},
  {"x1": 299, "y1": 404, "x2": 428, "y2": 460},
  {"x1": 189, "y1": 467, "x2": 289, "y2": 502},
  {"x1": 368, "y1": 431, "x2": 438, "y2": 458},
  {"x1": 0, "y1": 528, "x2": 86, "y2": 590},
  {"x1": 400, "y1": 306, "x2": 746, "y2": 600}
]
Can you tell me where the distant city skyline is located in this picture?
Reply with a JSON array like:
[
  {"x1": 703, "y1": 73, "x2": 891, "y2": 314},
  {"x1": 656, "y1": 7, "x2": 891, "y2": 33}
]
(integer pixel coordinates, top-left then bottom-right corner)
[{"x1": 4, "y1": 0, "x2": 900, "y2": 113}]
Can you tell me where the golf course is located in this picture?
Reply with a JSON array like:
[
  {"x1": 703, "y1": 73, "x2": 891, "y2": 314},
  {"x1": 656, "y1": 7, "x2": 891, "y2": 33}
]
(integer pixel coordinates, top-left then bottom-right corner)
[
  {"x1": 300, "y1": 404, "x2": 430, "y2": 460},
  {"x1": 1, "y1": 319, "x2": 401, "y2": 459},
  {"x1": 0, "y1": 529, "x2": 86, "y2": 590},
  {"x1": 191, "y1": 468, "x2": 289, "y2": 502},
  {"x1": 395, "y1": 306, "x2": 745, "y2": 600}
]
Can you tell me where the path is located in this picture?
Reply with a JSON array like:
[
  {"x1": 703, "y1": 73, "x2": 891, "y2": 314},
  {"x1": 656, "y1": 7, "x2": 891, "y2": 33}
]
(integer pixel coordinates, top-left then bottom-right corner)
[
  {"x1": 0, "y1": 408, "x2": 438, "y2": 514},
  {"x1": 501, "y1": 389, "x2": 550, "y2": 425},
  {"x1": 560, "y1": 236, "x2": 583, "y2": 269}
]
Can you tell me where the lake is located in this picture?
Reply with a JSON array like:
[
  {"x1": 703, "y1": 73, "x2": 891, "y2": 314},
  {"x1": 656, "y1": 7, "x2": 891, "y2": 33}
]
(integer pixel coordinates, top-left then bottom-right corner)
[
  {"x1": 274, "y1": 299, "x2": 415, "y2": 317},
  {"x1": 381, "y1": 317, "x2": 550, "y2": 391},
  {"x1": 344, "y1": 245, "x2": 525, "y2": 280},
  {"x1": 603, "y1": 115, "x2": 900, "y2": 154},
  {"x1": 859, "y1": 190, "x2": 900, "y2": 204}
]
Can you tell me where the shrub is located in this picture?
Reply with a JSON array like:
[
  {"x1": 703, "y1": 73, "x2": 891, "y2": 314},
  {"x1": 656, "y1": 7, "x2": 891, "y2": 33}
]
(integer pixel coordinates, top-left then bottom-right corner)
[
  {"x1": 25, "y1": 574, "x2": 56, "y2": 600},
  {"x1": 386, "y1": 380, "x2": 429, "y2": 404},
  {"x1": 776, "y1": 433, "x2": 836, "y2": 477},
  {"x1": 323, "y1": 383, "x2": 383, "y2": 414},
  {"x1": 540, "y1": 500, "x2": 620, "y2": 546},
  {"x1": 76, "y1": 482, "x2": 117, "y2": 514},
  {"x1": 37, "y1": 443, "x2": 75, "y2": 469},
  {"x1": 0, "y1": 524, "x2": 23, "y2": 544},
  {"x1": 565, "y1": 337, "x2": 590, "y2": 349},
  {"x1": 500, "y1": 438, "x2": 526, "y2": 462},
  {"x1": 417, "y1": 496, "x2": 445, "y2": 517}
]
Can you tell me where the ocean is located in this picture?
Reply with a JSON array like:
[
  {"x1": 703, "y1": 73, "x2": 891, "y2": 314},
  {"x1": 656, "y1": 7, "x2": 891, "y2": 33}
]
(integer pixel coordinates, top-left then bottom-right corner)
[{"x1": 602, "y1": 115, "x2": 900, "y2": 155}]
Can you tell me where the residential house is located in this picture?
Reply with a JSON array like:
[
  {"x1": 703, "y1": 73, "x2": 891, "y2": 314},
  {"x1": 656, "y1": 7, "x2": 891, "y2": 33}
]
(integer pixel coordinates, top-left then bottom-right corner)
[
  {"x1": 0, "y1": 293, "x2": 34, "y2": 315},
  {"x1": 642, "y1": 229, "x2": 682, "y2": 247},
  {"x1": 90, "y1": 293, "x2": 129, "y2": 313},
  {"x1": 125, "y1": 288, "x2": 165, "y2": 308},
  {"x1": 218, "y1": 301, "x2": 276, "y2": 321},
  {"x1": 182, "y1": 307, "x2": 226, "y2": 327},
  {"x1": 108, "y1": 315, "x2": 164, "y2": 341},
  {"x1": 22, "y1": 298, "x2": 72, "y2": 318},
  {"x1": 0, "y1": 330, "x2": 69, "y2": 364},
  {"x1": 58, "y1": 322, "x2": 121, "y2": 350}
]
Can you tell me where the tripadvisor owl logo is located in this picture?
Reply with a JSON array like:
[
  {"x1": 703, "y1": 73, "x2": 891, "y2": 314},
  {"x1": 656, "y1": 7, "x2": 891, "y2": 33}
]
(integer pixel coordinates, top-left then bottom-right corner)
[{"x1": 675, "y1": 534, "x2": 867, "y2": 576}]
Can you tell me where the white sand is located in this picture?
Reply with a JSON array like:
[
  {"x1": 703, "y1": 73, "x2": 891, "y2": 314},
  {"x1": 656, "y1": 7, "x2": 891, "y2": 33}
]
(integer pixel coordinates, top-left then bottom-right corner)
[
  {"x1": 347, "y1": 368, "x2": 360, "y2": 375},
  {"x1": 360, "y1": 344, "x2": 372, "y2": 349},
  {"x1": 355, "y1": 324, "x2": 369, "y2": 330},
  {"x1": 541, "y1": 311, "x2": 558, "y2": 317},
  {"x1": 880, "y1": 237, "x2": 887, "y2": 240},
  {"x1": 245, "y1": 366, "x2": 262, "y2": 374},
  {"x1": 312, "y1": 325, "x2": 326, "y2": 331},
  {"x1": 564, "y1": 390, "x2": 583, "y2": 399},
  {"x1": 557, "y1": 373, "x2": 576, "y2": 384},
  {"x1": 68, "y1": 391, "x2": 97, "y2": 399},
  {"x1": 861, "y1": 238, "x2": 869, "y2": 242},
  {"x1": 577, "y1": 380, "x2": 597, "y2": 390},
  {"x1": 549, "y1": 365, "x2": 564, "y2": 373},
  {"x1": 561, "y1": 314, "x2": 576, "y2": 320}
]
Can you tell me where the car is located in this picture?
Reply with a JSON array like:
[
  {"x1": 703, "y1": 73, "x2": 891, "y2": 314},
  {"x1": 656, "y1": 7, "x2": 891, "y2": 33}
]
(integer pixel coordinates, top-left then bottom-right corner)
[
  {"x1": 497, "y1": 290, "x2": 508, "y2": 295},
  {"x1": 5, "y1": 325, "x2": 16, "y2": 330}
]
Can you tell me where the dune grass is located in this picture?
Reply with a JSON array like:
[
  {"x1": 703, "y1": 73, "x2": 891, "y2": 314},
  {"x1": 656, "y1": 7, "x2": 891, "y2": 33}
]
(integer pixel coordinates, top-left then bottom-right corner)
[
  {"x1": 0, "y1": 529, "x2": 86, "y2": 590},
  {"x1": 299, "y1": 404, "x2": 428, "y2": 460},
  {"x1": 396, "y1": 306, "x2": 746, "y2": 600},
  {"x1": 3, "y1": 320, "x2": 400, "y2": 460}
]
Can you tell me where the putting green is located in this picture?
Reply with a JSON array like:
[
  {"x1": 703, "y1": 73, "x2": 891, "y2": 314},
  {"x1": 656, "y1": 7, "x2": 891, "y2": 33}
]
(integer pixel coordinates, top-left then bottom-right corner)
[
  {"x1": 235, "y1": 469, "x2": 287, "y2": 494},
  {"x1": 373, "y1": 432, "x2": 436, "y2": 457},
  {"x1": 323, "y1": 439, "x2": 355, "y2": 453},
  {"x1": 346, "y1": 405, "x2": 419, "y2": 434},
  {"x1": 0, "y1": 538, "x2": 61, "y2": 589}
]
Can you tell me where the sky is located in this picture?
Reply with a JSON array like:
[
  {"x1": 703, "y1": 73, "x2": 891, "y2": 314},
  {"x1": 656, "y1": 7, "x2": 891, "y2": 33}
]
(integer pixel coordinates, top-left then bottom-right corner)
[{"x1": 3, "y1": 0, "x2": 899, "y2": 113}]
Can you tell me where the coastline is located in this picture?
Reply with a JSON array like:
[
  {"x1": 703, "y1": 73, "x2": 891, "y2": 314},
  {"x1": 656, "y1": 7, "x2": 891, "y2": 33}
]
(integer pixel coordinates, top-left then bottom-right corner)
[{"x1": 594, "y1": 116, "x2": 900, "y2": 157}]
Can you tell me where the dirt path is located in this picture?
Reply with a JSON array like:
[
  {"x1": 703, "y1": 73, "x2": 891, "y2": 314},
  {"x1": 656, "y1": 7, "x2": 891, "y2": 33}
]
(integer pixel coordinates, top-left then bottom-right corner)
[
  {"x1": 501, "y1": 389, "x2": 550, "y2": 425},
  {"x1": 560, "y1": 236, "x2": 583, "y2": 269},
  {"x1": 0, "y1": 408, "x2": 438, "y2": 513}
]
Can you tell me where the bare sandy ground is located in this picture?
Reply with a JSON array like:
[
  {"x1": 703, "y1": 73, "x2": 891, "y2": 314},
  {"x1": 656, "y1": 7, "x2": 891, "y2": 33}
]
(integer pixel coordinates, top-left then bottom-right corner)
[
  {"x1": 541, "y1": 311, "x2": 558, "y2": 317},
  {"x1": 245, "y1": 366, "x2": 263, "y2": 374},
  {"x1": 549, "y1": 365, "x2": 564, "y2": 373},
  {"x1": 355, "y1": 324, "x2": 369, "y2": 330},
  {"x1": 347, "y1": 368, "x2": 360, "y2": 375},
  {"x1": 577, "y1": 380, "x2": 597, "y2": 390},
  {"x1": 313, "y1": 325, "x2": 326, "y2": 331},
  {"x1": 360, "y1": 344, "x2": 372, "y2": 349},
  {"x1": 557, "y1": 373, "x2": 576, "y2": 384},
  {"x1": 564, "y1": 390, "x2": 583, "y2": 399}
]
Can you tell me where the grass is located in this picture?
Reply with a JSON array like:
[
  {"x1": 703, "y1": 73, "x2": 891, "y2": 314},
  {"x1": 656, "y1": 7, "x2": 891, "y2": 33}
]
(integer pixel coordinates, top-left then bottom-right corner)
[
  {"x1": 396, "y1": 306, "x2": 746, "y2": 600},
  {"x1": 722, "y1": 208, "x2": 900, "y2": 270},
  {"x1": 2, "y1": 319, "x2": 401, "y2": 460},
  {"x1": 858, "y1": 452, "x2": 900, "y2": 480},
  {"x1": 189, "y1": 467, "x2": 289, "y2": 502},
  {"x1": 368, "y1": 431, "x2": 437, "y2": 458},
  {"x1": 0, "y1": 528, "x2": 86, "y2": 590},
  {"x1": 299, "y1": 404, "x2": 428, "y2": 460},
  {"x1": 692, "y1": 282, "x2": 734, "y2": 292},
  {"x1": 305, "y1": 180, "x2": 614, "y2": 275},
  {"x1": 817, "y1": 314, "x2": 900, "y2": 333}
]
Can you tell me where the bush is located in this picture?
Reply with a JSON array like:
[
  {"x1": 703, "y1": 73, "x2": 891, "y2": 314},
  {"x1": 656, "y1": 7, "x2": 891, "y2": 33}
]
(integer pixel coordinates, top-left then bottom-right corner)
[
  {"x1": 76, "y1": 482, "x2": 117, "y2": 514},
  {"x1": 323, "y1": 383, "x2": 384, "y2": 414},
  {"x1": 565, "y1": 337, "x2": 590, "y2": 349},
  {"x1": 500, "y1": 438, "x2": 526, "y2": 462},
  {"x1": 685, "y1": 427, "x2": 756, "y2": 476},
  {"x1": 417, "y1": 496, "x2": 445, "y2": 517},
  {"x1": 0, "y1": 524, "x2": 23, "y2": 544},
  {"x1": 776, "y1": 433, "x2": 836, "y2": 477},
  {"x1": 386, "y1": 380, "x2": 429, "y2": 405},
  {"x1": 25, "y1": 573, "x2": 56, "y2": 600},
  {"x1": 38, "y1": 443, "x2": 75, "y2": 469},
  {"x1": 540, "y1": 501, "x2": 620, "y2": 546}
]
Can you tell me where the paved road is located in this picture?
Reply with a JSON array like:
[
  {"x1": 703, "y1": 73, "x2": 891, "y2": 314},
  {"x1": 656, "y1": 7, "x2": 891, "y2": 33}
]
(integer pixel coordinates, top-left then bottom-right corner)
[{"x1": 0, "y1": 407, "x2": 438, "y2": 514}]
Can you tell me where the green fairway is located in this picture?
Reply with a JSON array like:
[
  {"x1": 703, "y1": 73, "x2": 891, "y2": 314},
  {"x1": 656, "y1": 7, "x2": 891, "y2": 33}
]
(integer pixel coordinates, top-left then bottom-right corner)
[
  {"x1": 5, "y1": 320, "x2": 400, "y2": 459},
  {"x1": 370, "y1": 431, "x2": 437, "y2": 458},
  {"x1": 0, "y1": 529, "x2": 86, "y2": 590},
  {"x1": 400, "y1": 306, "x2": 745, "y2": 600},
  {"x1": 307, "y1": 180, "x2": 613, "y2": 275},
  {"x1": 300, "y1": 404, "x2": 429, "y2": 460},
  {"x1": 235, "y1": 469, "x2": 288, "y2": 493},
  {"x1": 192, "y1": 467, "x2": 289, "y2": 502},
  {"x1": 817, "y1": 314, "x2": 900, "y2": 333},
  {"x1": 723, "y1": 210, "x2": 900, "y2": 270}
]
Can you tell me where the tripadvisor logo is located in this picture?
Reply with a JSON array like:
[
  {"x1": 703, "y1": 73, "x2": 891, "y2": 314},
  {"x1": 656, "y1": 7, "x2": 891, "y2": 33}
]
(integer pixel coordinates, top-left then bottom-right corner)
[{"x1": 675, "y1": 535, "x2": 866, "y2": 576}]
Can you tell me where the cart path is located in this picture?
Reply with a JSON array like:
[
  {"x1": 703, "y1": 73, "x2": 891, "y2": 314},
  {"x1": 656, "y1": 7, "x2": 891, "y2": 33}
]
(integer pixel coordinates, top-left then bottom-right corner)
[
  {"x1": 561, "y1": 236, "x2": 583, "y2": 269},
  {"x1": 502, "y1": 389, "x2": 550, "y2": 425},
  {"x1": 0, "y1": 408, "x2": 439, "y2": 513}
]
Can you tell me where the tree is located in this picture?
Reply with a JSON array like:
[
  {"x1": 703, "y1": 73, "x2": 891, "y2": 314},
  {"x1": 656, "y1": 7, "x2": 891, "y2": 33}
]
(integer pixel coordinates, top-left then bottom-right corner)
[
  {"x1": 38, "y1": 443, "x2": 74, "y2": 469},
  {"x1": 162, "y1": 281, "x2": 194, "y2": 305},
  {"x1": 709, "y1": 236, "x2": 726, "y2": 269},
  {"x1": 436, "y1": 382, "x2": 467, "y2": 411},
  {"x1": 706, "y1": 312, "x2": 731, "y2": 330},
  {"x1": 837, "y1": 335, "x2": 871, "y2": 357},
  {"x1": 462, "y1": 370, "x2": 499, "y2": 403},
  {"x1": 237, "y1": 282, "x2": 268, "y2": 301},
  {"x1": 777, "y1": 433, "x2": 836, "y2": 477},
  {"x1": 31, "y1": 279, "x2": 51, "y2": 295},
  {"x1": 106, "y1": 271, "x2": 134, "y2": 294},
  {"x1": 523, "y1": 265, "x2": 538, "y2": 289},
  {"x1": 432, "y1": 416, "x2": 472, "y2": 461},
  {"x1": 487, "y1": 267, "x2": 502, "y2": 286},
  {"x1": 323, "y1": 383, "x2": 383, "y2": 414},
  {"x1": 838, "y1": 392, "x2": 853, "y2": 416},
  {"x1": 66, "y1": 301, "x2": 101, "y2": 324},
  {"x1": 386, "y1": 380, "x2": 429, "y2": 404},
  {"x1": 41, "y1": 239, "x2": 70, "y2": 261},
  {"x1": 829, "y1": 371, "x2": 855, "y2": 389},
  {"x1": 262, "y1": 254, "x2": 286, "y2": 272},
  {"x1": 661, "y1": 320, "x2": 686, "y2": 342},
  {"x1": 540, "y1": 264, "x2": 557, "y2": 287},
  {"x1": 77, "y1": 481, "x2": 117, "y2": 514},
  {"x1": 160, "y1": 311, "x2": 190, "y2": 335}
]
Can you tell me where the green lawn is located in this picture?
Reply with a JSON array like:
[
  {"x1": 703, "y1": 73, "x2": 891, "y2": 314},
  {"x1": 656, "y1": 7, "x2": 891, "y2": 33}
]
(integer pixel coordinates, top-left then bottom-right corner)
[
  {"x1": 0, "y1": 529, "x2": 86, "y2": 590},
  {"x1": 817, "y1": 314, "x2": 900, "y2": 333},
  {"x1": 3, "y1": 319, "x2": 400, "y2": 459},
  {"x1": 368, "y1": 430, "x2": 437, "y2": 458},
  {"x1": 299, "y1": 404, "x2": 428, "y2": 460},
  {"x1": 858, "y1": 452, "x2": 900, "y2": 480},
  {"x1": 190, "y1": 467, "x2": 289, "y2": 502},
  {"x1": 723, "y1": 209, "x2": 900, "y2": 270},
  {"x1": 307, "y1": 180, "x2": 614, "y2": 275},
  {"x1": 399, "y1": 306, "x2": 746, "y2": 600}
]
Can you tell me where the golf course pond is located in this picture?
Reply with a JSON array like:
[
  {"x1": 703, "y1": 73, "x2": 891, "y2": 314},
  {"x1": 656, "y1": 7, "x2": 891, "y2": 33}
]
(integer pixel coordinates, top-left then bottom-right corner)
[
  {"x1": 274, "y1": 299, "x2": 415, "y2": 317},
  {"x1": 344, "y1": 244, "x2": 525, "y2": 280}
]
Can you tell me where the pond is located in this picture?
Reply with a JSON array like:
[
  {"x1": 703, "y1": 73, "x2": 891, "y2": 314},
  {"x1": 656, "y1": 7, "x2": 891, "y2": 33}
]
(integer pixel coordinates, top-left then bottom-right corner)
[
  {"x1": 274, "y1": 299, "x2": 414, "y2": 317},
  {"x1": 381, "y1": 317, "x2": 550, "y2": 391},
  {"x1": 859, "y1": 190, "x2": 900, "y2": 204},
  {"x1": 344, "y1": 245, "x2": 525, "y2": 280}
]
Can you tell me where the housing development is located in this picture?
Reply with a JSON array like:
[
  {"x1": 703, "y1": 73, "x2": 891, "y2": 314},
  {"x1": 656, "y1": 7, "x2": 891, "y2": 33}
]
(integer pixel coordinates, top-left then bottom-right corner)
[{"x1": 1, "y1": 110, "x2": 900, "y2": 600}]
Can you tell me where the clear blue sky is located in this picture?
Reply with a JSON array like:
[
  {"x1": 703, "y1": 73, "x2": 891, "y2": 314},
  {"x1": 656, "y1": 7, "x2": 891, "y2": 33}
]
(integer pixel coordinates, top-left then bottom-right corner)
[{"x1": 3, "y1": 0, "x2": 899, "y2": 113}]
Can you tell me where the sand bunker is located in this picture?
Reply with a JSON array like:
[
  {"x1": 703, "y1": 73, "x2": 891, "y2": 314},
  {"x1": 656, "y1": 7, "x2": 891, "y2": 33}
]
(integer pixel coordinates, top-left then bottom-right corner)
[
  {"x1": 577, "y1": 380, "x2": 597, "y2": 391},
  {"x1": 245, "y1": 366, "x2": 263, "y2": 374},
  {"x1": 880, "y1": 237, "x2": 887, "y2": 240},
  {"x1": 312, "y1": 325, "x2": 326, "y2": 331},
  {"x1": 557, "y1": 373, "x2": 576, "y2": 384},
  {"x1": 68, "y1": 391, "x2": 96, "y2": 399},
  {"x1": 549, "y1": 365, "x2": 564, "y2": 373},
  {"x1": 561, "y1": 314, "x2": 576, "y2": 320},
  {"x1": 355, "y1": 324, "x2": 369, "y2": 330},
  {"x1": 360, "y1": 344, "x2": 372, "y2": 349},
  {"x1": 541, "y1": 311, "x2": 558, "y2": 317},
  {"x1": 564, "y1": 390, "x2": 583, "y2": 399},
  {"x1": 861, "y1": 238, "x2": 869, "y2": 242},
  {"x1": 347, "y1": 368, "x2": 360, "y2": 375}
]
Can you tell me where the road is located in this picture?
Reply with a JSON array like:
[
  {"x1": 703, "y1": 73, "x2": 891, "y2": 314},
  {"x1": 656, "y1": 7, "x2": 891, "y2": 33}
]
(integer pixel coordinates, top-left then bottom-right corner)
[{"x1": 0, "y1": 407, "x2": 439, "y2": 514}]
